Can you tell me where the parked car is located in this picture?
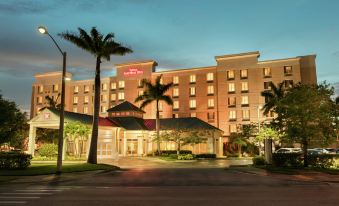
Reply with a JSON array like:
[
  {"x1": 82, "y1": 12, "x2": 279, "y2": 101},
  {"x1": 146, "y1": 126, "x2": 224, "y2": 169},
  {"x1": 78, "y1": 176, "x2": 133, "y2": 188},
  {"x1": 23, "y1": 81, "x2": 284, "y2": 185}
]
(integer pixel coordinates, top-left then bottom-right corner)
[
  {"x1": 324, "y1": 148, "x2": 338, "y2": 154},
  {"x1": 307, "y1": 149, "x2": 323, "y2": 155},
  {"x1": 312, "y1": 148, "x2": 331, "y2": 154},
  {"x1": 274, "y1": 148, "x2": 302, "y2": 153}
]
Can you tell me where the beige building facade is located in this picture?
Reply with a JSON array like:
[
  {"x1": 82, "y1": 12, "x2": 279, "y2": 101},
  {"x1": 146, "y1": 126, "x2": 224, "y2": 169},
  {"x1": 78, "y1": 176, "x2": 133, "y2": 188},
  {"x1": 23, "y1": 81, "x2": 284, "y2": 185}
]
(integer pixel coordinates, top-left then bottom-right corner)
[{"x1": 31, "y1": 51, "x2": 317, "y2": 137}]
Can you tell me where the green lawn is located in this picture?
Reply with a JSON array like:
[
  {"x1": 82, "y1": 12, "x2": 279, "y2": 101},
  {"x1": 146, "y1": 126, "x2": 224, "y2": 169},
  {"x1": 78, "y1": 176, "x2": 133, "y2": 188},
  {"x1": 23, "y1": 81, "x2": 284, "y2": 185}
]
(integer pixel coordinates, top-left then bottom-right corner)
[{"x1": 0, "y1": 163, "x2": 118, "y2": 176}]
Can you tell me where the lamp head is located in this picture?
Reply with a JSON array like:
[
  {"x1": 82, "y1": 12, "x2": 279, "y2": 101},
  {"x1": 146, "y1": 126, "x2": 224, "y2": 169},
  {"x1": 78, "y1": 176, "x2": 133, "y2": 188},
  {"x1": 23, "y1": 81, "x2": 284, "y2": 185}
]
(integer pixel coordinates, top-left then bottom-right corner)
[{"x1": 38, "y1": 26, "x2": 48, "y2": 34}]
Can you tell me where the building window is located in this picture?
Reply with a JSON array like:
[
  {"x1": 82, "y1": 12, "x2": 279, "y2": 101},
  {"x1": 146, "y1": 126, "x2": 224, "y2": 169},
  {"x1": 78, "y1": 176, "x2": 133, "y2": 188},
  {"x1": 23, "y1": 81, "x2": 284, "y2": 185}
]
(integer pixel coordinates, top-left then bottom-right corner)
[
  {"x1": 227, "y1": 70, "x2": 235, "y2": 80},
  {"x1": 241, "y1": 82, "x2": 248, "y2": 92},
  {"x1": 191, "y1": 113, "x2": 196, "y2": 117},
  {"x1": 138, "y1": 90, "x2": 144, "y2": 96},
  {"x1": 242, "y1": 110, "x2": 250, "y2": 120},
  {"x1": 37, "y1": 96, "x2": 43, "y2": 104},
  {"x1": 84, "y1": 85, "x2": 90, "y2": 93},
  {"x1": 173, "y1": 88, "x2": 179, "y2": 97},
  {"x1": 73, "y1": 86, "x2": 79, "y2": 94},
  {"x1": 84, "y1": 96, "x2": 89, "y2": 104},
  {"x1": 190, "y1": 74, "x2": 196, "y2": 83},
  {"x1": 263, "y1": 67, "x2": 272, "y2": 78},
  {"x1": 264, "y1": 81, "x2": 272, "y2": 90},
  {"x1": 207, "y1": 73, "x2": 214, "y2": 82},
  {"x1": 208, "y1": 99, "x2": 214, "y2": 108},
  {"x1": 173, "y1": 113, "x2": 179, "y2": 118},
  {"x1": 228, "y1": 83, "x2": 235, "y2": 93},
  {"x1": 240, "y1": 69, "x2": 248, "y2": 79},
  {"x1": 110, "y1": 82, "x2": 116, "y2": 90},
  {"x1": 83, "y1": 106, "x2": 88, "y2": 114},
  {"x1": 136, "y1": 79, "x2": 142, "y2": 88},
  {"x1": 38, "y1": 85, "x2": 43, "y2": 93},
  {"x1": 284, "y1": 66, "x2": 293, "y2": 76},
  {"x1": 173, "y1": 101, "x2": 179, "y2": 110},
  {"x1": 241, "y1": 96, "x2": 249, "y2": 106},
  {"x1": 118, "y1": 81, "x2": 125, "y2": 89},
  {"x1": 229, "y1": 110, "x2": 236, "y2": 121},
  {"x1": 207, "y1": 112, "x2": 215, "y2": 121},
  {"x1": 265, "y1": 111, "x2": 275, "y2": 118},
  {"x1": 73, "y1": 107, "x2": 78, "y2": 113},
  {"x1": 189, "y1": 99, "x2": 196, "y2": 109},
  {"x1": 229, "y1": 124, "x2": 237, "y2": 133},
  {"x1": 102, "y1": 83, "x2": 108, "y2": 91},
  {"x1": 189, "y1": 87, "x2": 196, "y2": 96},
  {"x1": 284, "y1": 80, "x2": 293, "y2": 88},
  {"x1": 101, "y1": 94, "x2": 107, "y2": 102},
  {"x1": 228, "y1": 96, "x2": 236, "y2": 107},
  {"x1": 207, "y1": 85, "x2": 214, "y2": 95},
  {"x1": 173, "y1": 76, "x2": 179, "y2": 85},
  {"x1": 100, "y1": 106, "x2": 107, "y2": 113},
  {"x1": 118, "y1": 92, "x2": 125, "y2": 100},
  {"x1": 111, "y1": 93, "x2": 116, "y2": 101},
  {"x1": 158, "y1": 102, "x2": 163, "y2": 111},
  {"x1": 53, "y1": 84, "x2": 59, "y2": 92},
  {"x1": 73, "y1": 96, "x2": 78, "y2": 105}
]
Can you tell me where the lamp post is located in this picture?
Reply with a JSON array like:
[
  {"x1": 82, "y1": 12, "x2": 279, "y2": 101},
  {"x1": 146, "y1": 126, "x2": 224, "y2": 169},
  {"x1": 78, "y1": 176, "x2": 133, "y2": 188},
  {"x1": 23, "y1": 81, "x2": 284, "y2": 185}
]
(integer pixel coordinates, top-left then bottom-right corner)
[
  {"x1": 38, "y1": 26, "x2": 66, "y2": 175},
  {"x1": 257, "y1": 105, "x2": 262, "y2": 132}
]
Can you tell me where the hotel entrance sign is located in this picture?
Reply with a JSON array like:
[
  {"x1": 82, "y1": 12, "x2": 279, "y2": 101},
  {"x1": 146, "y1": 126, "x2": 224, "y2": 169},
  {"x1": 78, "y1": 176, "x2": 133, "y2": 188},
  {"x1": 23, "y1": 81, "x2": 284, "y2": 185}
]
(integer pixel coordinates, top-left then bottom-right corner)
[
  {"x1": 44, "y1": 113, "x2": 51, "y2": 119},
  {"x1": 123, "y1": 68, "x2": 144, "y2": 76}
]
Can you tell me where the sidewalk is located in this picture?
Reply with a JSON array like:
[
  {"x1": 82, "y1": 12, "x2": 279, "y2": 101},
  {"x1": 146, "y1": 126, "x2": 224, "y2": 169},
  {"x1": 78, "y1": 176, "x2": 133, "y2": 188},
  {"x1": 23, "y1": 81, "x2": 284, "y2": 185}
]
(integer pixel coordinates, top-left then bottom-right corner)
[{"x1": 228, "y1": 166, "x2": 339, "y2": 184}]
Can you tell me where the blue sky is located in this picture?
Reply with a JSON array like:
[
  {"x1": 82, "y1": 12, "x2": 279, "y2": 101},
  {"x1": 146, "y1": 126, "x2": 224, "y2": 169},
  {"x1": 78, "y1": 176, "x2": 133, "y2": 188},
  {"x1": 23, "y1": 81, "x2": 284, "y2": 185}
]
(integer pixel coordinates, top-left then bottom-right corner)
[{"x1": 0, "y1": 0, "x2": 338, "y2": 110}]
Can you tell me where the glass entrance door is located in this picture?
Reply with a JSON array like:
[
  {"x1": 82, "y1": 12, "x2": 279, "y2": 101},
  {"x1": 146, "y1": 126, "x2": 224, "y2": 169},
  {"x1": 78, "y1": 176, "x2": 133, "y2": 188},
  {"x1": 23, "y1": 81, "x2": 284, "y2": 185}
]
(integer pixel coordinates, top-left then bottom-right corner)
[{"x1": 127, "y1": 139, "x2": 138, "y2": 156}]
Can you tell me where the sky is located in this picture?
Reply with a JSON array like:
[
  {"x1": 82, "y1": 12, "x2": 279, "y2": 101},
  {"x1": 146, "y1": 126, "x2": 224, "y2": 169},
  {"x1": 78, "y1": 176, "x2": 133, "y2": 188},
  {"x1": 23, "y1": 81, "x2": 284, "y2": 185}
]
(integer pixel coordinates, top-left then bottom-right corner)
[{"x1": 0, "y1": 0, "x2": 338, "y2": 111}]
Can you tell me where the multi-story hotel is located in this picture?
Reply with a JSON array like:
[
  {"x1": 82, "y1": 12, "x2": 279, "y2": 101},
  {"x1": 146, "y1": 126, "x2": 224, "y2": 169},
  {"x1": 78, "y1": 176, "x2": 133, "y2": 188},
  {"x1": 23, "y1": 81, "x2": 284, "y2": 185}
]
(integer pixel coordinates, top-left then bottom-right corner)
[
  {"x1": 28, "y1": 51, "x2": 317, "y2": 158},
  {"x1": 31, "y1": 51, "x2": 317, "y2": 136}
]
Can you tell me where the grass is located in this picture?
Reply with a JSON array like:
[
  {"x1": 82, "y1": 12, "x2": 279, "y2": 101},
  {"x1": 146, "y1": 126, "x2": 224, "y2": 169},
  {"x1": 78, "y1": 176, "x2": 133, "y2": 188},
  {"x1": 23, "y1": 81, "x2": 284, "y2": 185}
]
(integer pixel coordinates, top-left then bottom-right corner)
[{"x1": 0, "y1": 163, "x2": 117, "y2": 176}]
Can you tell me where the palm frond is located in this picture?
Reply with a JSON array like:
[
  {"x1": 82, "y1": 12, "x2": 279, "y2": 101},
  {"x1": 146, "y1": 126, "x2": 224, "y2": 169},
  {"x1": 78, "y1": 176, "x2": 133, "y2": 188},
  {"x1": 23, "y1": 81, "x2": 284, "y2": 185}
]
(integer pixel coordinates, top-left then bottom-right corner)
[
  {"x1": 159, "y1": 95, "x2": 173, "y2": 106},
  {"x1": 139, "y1": 99, "x2": 153, "y2": 109},
  {"x1": 58, "y1": 32, "x2": 92, "y2": 53}
]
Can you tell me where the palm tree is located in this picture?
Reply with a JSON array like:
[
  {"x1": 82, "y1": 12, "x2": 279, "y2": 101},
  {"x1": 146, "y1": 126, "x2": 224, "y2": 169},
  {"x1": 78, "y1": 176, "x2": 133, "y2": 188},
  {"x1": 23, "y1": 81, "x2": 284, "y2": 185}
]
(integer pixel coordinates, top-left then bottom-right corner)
[
  {"x1": 260, "y1": 81, "x2": 286, "y2": 115},
  {"x1": 135, "y1": 75, "x2": 173, "y2": 154},
  {"x1": 229, "y1": 133, "x2": 247, "y2": 157},
  {"x1": 59, "y1": 27, "x2": 132, "y2": 164},
  {"x1": 39, "y1": 94, "x2": 61, "y2": 111}
]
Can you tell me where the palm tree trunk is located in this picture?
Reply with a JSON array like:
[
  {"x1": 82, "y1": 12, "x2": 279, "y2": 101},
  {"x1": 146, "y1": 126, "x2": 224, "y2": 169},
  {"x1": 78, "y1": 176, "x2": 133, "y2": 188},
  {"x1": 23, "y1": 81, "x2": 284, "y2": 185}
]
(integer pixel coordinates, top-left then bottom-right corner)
[
  {"x1": 88, "y1": 56, "x2": 101, "y2": 164},
  {"x1": 156, "y1": 100, "x2": 161, "y2": 154}
]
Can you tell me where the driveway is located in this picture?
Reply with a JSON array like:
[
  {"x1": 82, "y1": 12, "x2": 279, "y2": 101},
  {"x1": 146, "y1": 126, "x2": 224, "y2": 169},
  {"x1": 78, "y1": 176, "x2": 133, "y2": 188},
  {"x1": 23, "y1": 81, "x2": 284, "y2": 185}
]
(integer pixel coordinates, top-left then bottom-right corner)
[{"x1": 100, "y1": 157, "x2": 252, "y2": 169}]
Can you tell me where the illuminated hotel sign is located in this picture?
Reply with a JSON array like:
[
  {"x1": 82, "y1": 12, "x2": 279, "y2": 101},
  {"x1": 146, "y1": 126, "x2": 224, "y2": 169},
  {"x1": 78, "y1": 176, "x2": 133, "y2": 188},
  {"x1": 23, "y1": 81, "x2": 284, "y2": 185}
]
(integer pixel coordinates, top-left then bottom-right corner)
[{"x1": 123, "y1": 68, "x2": 144, "y2": 76}]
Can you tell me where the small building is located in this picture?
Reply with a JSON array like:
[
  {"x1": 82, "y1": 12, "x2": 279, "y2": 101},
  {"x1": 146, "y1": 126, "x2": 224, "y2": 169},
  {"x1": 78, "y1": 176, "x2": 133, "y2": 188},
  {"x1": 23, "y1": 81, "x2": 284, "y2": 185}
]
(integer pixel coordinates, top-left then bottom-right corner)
[{"x1": 28, "y1": 101, "x2": 223, "y2": 158}]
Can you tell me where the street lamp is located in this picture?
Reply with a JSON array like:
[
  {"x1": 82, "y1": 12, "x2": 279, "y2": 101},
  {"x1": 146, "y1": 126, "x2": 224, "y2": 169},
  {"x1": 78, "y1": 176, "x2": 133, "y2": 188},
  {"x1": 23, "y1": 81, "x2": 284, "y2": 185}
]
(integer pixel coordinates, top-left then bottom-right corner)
[
  {"x1": 257, "y1": 105, "x2": 263, "y2": 132},
  {"x1": 38, "y1": 26, "x2": 67, "y2": 175}
]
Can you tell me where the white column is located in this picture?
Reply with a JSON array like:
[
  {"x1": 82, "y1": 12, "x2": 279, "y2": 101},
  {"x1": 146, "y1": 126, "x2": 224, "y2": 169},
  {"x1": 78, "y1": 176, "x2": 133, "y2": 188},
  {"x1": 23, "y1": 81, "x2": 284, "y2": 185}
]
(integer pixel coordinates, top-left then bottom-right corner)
[
  {"x1": 123, "y1": 131, "x2": 127, "y2": 156},
  {"x1": 28, "y1": 125, "x2": 36, "y2": 156},
  {"x1": 207, "y1": 137, "x2": 214, "y2": 153},
  {"x1": 218, "y1": 136, "x2": 223, "y2": 157},
  {"x1": 138, "y1": 136, "x2": 143, "y2": 156}
]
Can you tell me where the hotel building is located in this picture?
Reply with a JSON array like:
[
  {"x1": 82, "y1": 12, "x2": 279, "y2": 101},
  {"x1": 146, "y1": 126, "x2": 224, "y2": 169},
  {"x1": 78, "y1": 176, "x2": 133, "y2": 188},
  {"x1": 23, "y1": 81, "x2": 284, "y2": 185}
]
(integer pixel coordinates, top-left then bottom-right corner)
[{"x1": 31, "y1": 51, "x2": 317, "y2": 135}]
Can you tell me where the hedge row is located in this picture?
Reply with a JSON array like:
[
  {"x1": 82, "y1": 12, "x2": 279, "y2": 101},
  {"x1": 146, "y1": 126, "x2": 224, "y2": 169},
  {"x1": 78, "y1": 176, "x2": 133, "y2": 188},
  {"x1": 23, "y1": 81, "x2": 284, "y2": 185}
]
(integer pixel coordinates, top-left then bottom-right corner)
[
  {"x1": 156, "y1": 150, "x2": 193, "y2": 156},
  {"x1": 0, "y1": 152, "x2": 32, "y2": 169},
  {"x1": 272, "y1": 153, "x2": 339, "y2": 168}
]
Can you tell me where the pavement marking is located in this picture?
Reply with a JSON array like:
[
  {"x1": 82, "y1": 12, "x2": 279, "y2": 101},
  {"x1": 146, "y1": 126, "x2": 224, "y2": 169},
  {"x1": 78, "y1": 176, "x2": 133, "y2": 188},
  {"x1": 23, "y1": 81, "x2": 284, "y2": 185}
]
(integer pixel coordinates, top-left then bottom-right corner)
[
  {"x1": 16, "y1": 189, "x2": 62, "y2": 192},
  {"x1": 1, "y1": 193, "x2": 52, "y2": 195},
  {"x1": 0, "y1": 201, "x2": 26, "y2": 204},
  {"x1": 0, "y1": 197, "x2": 40, "y2": 199}
]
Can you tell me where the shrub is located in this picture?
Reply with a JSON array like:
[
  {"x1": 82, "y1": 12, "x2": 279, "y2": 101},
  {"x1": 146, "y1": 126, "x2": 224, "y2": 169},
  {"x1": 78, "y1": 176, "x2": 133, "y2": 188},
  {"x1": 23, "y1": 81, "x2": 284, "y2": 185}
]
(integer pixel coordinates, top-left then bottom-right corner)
[
  {"x1": 0, "y1": 151, "x2": 32, "y2": 169},
  {"x1": 195, "y1": 153, "x2": 216, "y2": 159},
  {"x1": 155, "y1": 150, "x2": 192, "y2": 156},
  {"x1": 168, "y1": 154, "x2": 178, "y2": 159},
  {"x1": 177, "y1": 154, "x2": 195, "y2": 160},
  {"x1": 38, "y1": 144, "x2": 58, "y2": 157},
  {"x1": 272, "y1": 153, "x2": 303, "y2": 167},
  {"x1": 307, "y1": 154, "x2": 339, "y2": 168},
  {"x1": 252, "y1": 156, "x2": 266, "y2": 166}
]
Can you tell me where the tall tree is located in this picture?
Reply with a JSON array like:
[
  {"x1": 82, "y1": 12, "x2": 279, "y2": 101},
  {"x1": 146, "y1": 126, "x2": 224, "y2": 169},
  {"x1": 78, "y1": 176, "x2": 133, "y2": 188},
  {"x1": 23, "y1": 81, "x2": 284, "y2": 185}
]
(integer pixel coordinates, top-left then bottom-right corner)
[
  {"x1": 59, "y1": 27, "x2": 132, "y2": 164},
  {"x1": 39, "y1": 94, "x2": 61, "y2": 111},
  {"x1": 0, "y1": 94, "x2": 28, "y2": 149},
  {"x1": 135, "y1": 75, "x2": 173, "y2": 154},
  {"x1": 277, "y1": 83, "x2": 337, "y2": 167}
]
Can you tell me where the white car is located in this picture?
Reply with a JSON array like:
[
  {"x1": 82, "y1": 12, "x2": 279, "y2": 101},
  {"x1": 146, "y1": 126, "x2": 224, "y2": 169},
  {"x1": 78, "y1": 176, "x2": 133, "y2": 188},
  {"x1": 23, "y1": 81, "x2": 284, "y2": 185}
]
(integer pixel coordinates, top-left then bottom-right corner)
[{"x1": 275, "y1": 148, "x2": 302, "y2": 153}]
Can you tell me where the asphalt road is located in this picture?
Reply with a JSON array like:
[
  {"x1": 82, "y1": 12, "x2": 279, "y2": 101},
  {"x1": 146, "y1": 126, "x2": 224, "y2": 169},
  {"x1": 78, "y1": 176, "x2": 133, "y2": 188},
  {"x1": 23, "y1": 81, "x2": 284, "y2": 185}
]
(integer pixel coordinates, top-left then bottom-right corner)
[{"x1": 1, "y1": 158, "x2": 338, "y2": 206}]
